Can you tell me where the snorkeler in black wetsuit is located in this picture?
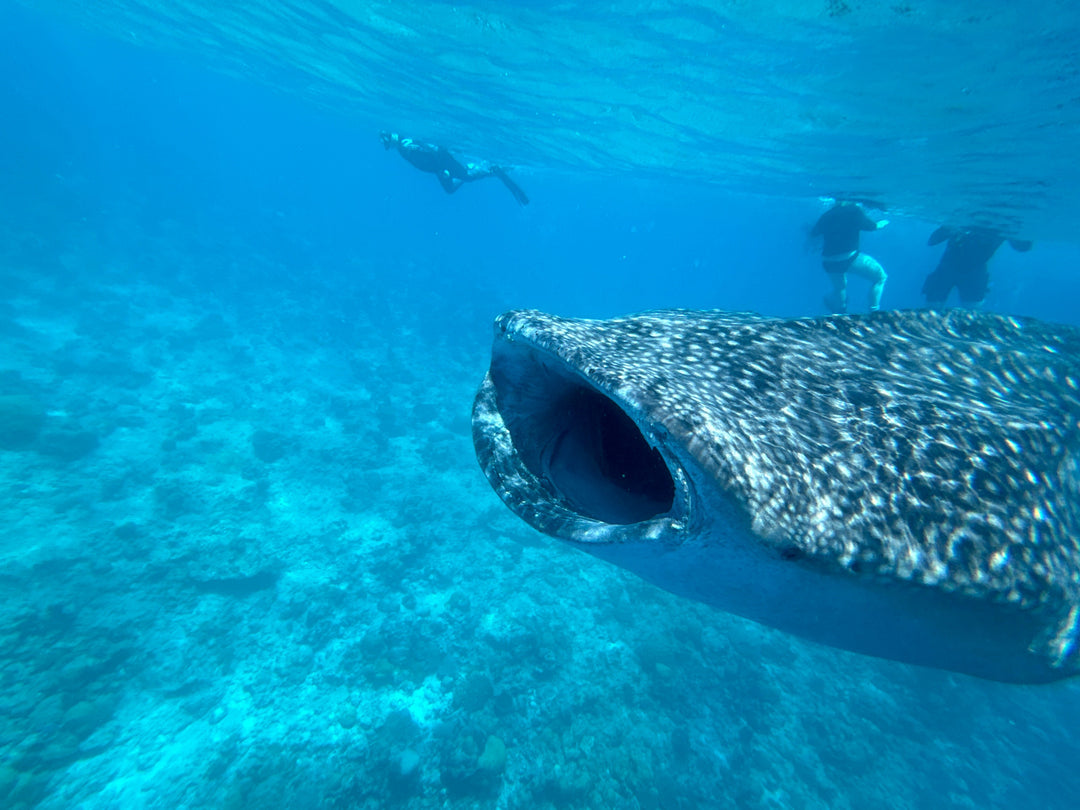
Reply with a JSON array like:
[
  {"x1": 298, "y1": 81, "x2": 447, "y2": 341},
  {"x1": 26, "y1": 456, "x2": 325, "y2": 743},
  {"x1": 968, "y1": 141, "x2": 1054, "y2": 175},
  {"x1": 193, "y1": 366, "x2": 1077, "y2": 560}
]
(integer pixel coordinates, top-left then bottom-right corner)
[
  {"x1": 380, "y1": 131, "x2": 530, "y2": 205},
  {"x1": 921, "y1": 226, "x2": 1033, "y2": 307},
  {"x1": 810, "y1": 200, "x2": 889, "y2": 314}
]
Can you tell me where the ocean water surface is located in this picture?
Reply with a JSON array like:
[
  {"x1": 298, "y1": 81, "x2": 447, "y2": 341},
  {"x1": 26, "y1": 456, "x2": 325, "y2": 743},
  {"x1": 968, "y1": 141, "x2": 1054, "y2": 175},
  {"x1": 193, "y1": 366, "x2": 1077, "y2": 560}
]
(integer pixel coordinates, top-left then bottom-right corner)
[{"x1": 1, "y1": 1, "x2": 1079, "y2": 808}]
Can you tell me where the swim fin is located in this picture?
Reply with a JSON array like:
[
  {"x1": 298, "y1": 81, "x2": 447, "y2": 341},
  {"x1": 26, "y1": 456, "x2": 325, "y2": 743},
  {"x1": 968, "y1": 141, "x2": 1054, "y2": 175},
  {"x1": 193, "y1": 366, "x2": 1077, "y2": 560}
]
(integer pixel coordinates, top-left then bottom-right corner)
[{"x1": 492, "y1": 167, "x2": 530, "y2": 206}]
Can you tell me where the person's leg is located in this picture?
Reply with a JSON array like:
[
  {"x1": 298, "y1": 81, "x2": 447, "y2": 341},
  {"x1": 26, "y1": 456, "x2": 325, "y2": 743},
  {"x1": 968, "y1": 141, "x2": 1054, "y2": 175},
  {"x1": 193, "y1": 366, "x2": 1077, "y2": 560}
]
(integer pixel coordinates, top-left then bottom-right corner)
[
  {"x1": 438, "y1": 150, "x2": 472, "y2": 181},
  {"x1": 464, "y1": 162, "x2": 496, "y2": 182},
  {"x1": 437, "y1": 173, "x2": 462, "y2": 194},
  {"x1": 823, "y1": 270, "x2": 847, "y2": 314},
  {"x1": 921, "y1": 262, "x2": 954, "y2": 307},
  {"x1": 956, "y1": 265, "x2": 990, "y2": 307},
  {"x1": 848, "y1": 253, "x2": 887, "y2": 311}
]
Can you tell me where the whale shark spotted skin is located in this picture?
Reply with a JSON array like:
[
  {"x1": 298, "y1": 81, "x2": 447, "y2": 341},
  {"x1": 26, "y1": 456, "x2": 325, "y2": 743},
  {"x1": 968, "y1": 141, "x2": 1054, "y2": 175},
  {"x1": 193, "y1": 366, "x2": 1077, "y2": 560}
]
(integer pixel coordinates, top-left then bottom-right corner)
[{"x1": 472, "y1": 309, "x2": 1080, "y2": 683}]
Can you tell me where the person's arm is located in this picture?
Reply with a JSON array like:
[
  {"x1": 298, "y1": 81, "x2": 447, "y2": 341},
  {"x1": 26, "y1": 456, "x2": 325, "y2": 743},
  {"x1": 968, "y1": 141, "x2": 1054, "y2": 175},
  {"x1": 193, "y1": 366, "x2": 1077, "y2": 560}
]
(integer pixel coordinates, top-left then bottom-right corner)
[
  {"x1": 1009, "y1": 239, "x2": 1034, "y2": 252},
  {"x1": 927, "y1": 226, "x2": 953, "y2": 246},
  {"x1": 860, "y1": 208, "x2": 887, "y2": 231}
]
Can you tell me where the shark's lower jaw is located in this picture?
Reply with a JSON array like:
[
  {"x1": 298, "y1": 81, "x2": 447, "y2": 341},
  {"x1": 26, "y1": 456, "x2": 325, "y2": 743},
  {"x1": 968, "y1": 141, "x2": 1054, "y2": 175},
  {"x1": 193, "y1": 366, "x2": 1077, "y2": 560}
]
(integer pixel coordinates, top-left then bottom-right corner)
[{"x1": 472, "y1": 336, "x2": 692, "y2": 544}]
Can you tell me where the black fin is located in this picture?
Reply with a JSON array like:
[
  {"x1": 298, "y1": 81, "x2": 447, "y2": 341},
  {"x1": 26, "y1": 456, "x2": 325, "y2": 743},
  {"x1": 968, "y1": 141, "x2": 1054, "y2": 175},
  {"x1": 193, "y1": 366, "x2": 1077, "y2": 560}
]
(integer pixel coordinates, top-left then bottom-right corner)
[{"x1": 492, "y1": 167, "x2": 530, "y2": 206}]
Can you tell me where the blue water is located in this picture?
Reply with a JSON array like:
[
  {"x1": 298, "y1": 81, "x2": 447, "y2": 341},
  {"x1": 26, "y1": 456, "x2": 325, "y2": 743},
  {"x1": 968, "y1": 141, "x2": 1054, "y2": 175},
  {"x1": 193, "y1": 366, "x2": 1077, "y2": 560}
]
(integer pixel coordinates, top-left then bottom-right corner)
[{"x1": 1, "y1": 3, "x2": 1079, "y2": 809}]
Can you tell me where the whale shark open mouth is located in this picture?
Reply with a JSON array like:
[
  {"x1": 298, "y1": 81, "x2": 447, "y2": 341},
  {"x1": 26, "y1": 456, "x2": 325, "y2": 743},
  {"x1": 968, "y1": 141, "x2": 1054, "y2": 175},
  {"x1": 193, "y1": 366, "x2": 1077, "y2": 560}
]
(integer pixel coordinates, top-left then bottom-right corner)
[
  {"x1": 472, "y1": 326, "x2": 694, "y2": 543},
  {"x1": 493, "y1": 353, "x2": 676, "y2": 524}
]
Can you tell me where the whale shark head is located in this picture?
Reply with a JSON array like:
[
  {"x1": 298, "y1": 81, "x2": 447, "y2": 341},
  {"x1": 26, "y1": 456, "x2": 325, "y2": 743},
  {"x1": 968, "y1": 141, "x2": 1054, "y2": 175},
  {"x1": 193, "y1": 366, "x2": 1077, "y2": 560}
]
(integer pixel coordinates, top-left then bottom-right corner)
[{"x1": 472, "y1": 308, "x2": 1080, "y2": 683}]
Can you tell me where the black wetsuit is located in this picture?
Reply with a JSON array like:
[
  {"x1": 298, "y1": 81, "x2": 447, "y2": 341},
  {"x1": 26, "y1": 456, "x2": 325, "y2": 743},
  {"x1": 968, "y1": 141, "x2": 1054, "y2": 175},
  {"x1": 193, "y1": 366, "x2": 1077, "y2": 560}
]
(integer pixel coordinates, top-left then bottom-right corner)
[
  {"x1": 922, "y1": 227, "x2": 1033, "y2": 305},
  {"x1": 810, "y1": 203, "x2": 879, "y2": 271},
  {"x1": 382, "y1": 133, "x2": 529, "y2": 204},
  {"x1": 389, "y1": 137, "x2": 480, "y2": 193}
]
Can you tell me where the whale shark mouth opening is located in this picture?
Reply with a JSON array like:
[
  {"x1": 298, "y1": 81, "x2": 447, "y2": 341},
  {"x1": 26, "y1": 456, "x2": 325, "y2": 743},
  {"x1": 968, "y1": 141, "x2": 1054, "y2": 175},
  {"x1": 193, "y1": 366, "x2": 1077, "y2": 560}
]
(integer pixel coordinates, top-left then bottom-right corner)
[{"x1": 487, "y1": 341, "x2": 676, "y2": 526}]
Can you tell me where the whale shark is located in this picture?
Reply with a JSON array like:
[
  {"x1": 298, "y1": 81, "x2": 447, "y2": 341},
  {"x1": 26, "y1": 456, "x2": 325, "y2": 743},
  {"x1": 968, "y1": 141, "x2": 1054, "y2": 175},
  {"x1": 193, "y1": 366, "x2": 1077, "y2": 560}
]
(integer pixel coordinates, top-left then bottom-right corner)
[{"x1": 471, "y1": 308, "x2": 1080, "y2": 683}]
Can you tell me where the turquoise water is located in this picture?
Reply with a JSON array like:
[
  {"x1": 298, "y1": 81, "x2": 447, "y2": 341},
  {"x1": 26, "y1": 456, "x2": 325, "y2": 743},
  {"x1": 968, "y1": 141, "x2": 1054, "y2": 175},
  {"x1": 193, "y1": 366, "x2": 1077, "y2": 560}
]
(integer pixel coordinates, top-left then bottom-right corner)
[
  {"x1": 1, "y1": 2, "x2": 1079, "y2": 808},
  {"x1": 16, "y1": 0, "x2": 1080, "y2": 239}
]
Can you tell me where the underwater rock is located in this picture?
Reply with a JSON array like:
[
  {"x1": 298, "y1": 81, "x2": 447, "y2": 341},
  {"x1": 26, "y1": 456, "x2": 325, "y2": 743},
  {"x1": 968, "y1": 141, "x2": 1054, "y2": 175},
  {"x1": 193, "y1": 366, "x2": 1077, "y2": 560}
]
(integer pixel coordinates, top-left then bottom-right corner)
[
  {"x1": 0, "y1": 393, "x2": 46, "y2": 449},
  {"x1": 377, "y1": 593, "x2": 400, "y2": 614},
  {"x1": 671, "y1": 727, "x2": 692, "y2": 763},
  {"x1": 192, "y1": 312, "x2": 232, "y2": 341},
  {"x1": 113, "y1": 522, "x2": 140, "y2": 541},
  {"x1": 378, "y1": 710, "x2": 422, "y2": 754},
  {"x1": 251, "y1": 428, "x2": 289, "y2": 462},
  {"x1": 452, "y1": 673, "x2": 494, "y2": 713},
  {"x1": 38, "y1": 428, "x2": 99, "y2": 461},
  {"x1": 153, "y1": 480, "x2": 202, "y2": 519},
  {"x1": 438, "y1": 726, "x2": 502, "y2": 798},
  {"x1": 447, "y1": 591, "x2": 471, "y2": 614},
  {"x1": 336, "y1": 704, "x2": 357, "y2": 730},
  {"x1": 477, "y1": 734, "x2": 506, "y2": 773},
  {"x1": 191, "y1": 569, "x2": 280, "y2": 597},
  {"x1": 398, "y1": 748, "x2": 421, "y2": 778},
  {"x1": 387, "y1": 747, "x2": 423, "y2": 799}
]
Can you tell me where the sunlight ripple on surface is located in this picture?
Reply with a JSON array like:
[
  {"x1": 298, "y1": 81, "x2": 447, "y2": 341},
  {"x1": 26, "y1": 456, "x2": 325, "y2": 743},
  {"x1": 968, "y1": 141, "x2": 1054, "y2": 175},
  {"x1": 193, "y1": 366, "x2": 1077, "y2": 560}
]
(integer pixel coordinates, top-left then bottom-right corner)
[{"x1": 21, "y1": 0, "x2": 1080, "y2": 237}]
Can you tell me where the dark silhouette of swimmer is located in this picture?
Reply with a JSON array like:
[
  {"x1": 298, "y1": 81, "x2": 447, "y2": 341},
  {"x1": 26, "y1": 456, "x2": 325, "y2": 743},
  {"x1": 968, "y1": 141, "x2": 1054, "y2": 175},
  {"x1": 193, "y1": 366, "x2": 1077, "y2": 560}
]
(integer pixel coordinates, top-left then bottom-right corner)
[
  {"x1": 922, "y1": 226, "x2": 1033, "y2": 307},
  {"x1": 810, "y1": 200, "x2": 888, "y2": 314},
  {"x1": 380, "y1": 131, "x2": 529, "y2": 206}
]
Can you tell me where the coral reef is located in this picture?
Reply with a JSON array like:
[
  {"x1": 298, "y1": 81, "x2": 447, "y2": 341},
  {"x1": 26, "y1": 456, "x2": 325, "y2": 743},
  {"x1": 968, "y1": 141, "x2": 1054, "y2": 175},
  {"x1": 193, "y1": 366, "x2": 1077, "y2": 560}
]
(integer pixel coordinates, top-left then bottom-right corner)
[{"x1": 1, "y1": 218, "x2": 1077, "y2": 810}]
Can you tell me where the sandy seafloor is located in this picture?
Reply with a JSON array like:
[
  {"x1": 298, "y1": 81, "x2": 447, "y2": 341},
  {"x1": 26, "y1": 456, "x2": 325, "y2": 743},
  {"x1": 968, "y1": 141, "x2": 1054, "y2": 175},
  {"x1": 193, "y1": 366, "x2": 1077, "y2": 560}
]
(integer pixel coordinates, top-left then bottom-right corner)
[{"x1": 1, "y1": 198, "x2": 1079, "y2": 810}]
